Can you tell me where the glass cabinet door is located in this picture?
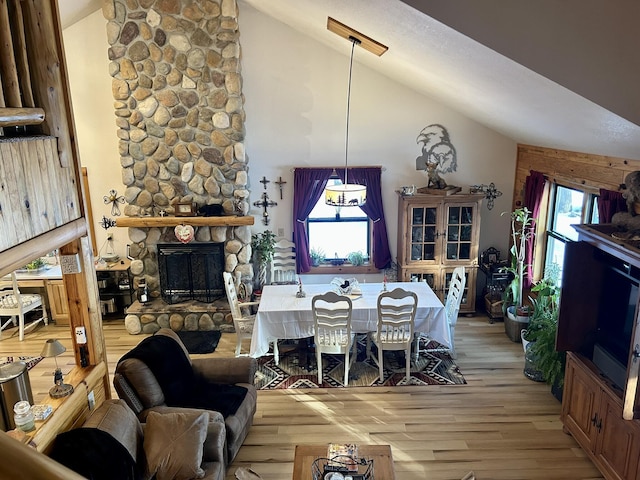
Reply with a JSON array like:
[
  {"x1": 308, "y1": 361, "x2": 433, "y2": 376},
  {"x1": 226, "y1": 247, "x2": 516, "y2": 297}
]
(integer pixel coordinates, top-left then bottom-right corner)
[
  {"x1": 445, "y1": 204, "x2": 475, "y2": 262},
  {"x1": 409, "y1": 205, "x2": 439, "y2": 262}
]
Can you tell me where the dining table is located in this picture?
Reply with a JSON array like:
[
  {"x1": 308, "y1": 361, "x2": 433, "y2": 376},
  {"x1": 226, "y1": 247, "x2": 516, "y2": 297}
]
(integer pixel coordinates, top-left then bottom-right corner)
[{"x1": 249, "y1": 281, "x2": 449, "y2": 361}]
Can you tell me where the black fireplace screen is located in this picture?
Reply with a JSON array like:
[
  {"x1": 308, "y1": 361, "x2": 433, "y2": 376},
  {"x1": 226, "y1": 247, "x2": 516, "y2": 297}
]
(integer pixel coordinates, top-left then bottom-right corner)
[{"x1": 158, "y1": 242, "x2": 225, "y2": 304}]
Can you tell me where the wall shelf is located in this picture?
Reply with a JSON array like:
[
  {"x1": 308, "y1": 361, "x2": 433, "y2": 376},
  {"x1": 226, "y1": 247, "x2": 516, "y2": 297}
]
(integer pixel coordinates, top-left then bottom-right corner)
[{"x1": 115, "y1": 216, "x2": 254, "y2": 228}]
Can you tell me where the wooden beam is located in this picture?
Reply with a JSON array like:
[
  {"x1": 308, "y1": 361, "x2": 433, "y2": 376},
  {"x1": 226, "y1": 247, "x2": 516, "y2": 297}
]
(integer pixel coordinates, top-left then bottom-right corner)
[
  {"x1": 0, "y1": 106, "x2": 44, "y2": 126},
  {"x1": 0, "y1": 218, "x2": 87, "y2": 277},
  {"x1": 60, "y1": 239, "x2": 97, "y2": 368},
  {"x1": 9, "y1": 0, "x2": 35, "y2": 107},
  {"x1": 327, "y1": 17, "x2": 388, "y2": 56},
  {"x1": 0, "y1": 0, "x2": 21, "y2": 106},
  {"x1": 115, "y1": 215, "x2": 255, "y2": 228},
  {"x1": 21, "y1": 0, "x2": 72, "y2": 167}
]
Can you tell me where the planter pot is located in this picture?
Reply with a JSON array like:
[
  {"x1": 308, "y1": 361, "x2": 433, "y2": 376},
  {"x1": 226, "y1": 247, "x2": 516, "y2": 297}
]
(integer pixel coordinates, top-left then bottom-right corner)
[
  {"x1": 523, "y1": 341, "x2": 545, "y2": 382},
  {"x1": 504, "y1": 305, "x2": 530, "y2": 342},
  {"x1": 551, "y1": 381, "x2": 563, "y2": 402},
  {"x1": 521, "y1": 329, "x2": 531, "y2": 353}
]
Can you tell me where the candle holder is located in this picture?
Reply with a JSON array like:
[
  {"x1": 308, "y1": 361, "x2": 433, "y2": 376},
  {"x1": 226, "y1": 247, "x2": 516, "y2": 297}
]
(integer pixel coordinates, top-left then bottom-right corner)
[{"x1": 296, "y1": 280, "x2": 306, "y2": 298}]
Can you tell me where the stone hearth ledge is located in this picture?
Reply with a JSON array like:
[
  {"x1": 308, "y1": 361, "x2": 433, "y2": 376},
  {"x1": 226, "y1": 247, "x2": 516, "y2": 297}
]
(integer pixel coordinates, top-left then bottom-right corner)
[{"x1": 124, "y1": 298, "x2": 233, "y2": 335}]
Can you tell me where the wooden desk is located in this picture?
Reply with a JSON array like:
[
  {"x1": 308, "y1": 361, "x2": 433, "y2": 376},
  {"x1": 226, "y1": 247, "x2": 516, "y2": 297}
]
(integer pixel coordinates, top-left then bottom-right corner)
[{"x1": 292, "y1": 444, "x2": 395, "y2": 480}]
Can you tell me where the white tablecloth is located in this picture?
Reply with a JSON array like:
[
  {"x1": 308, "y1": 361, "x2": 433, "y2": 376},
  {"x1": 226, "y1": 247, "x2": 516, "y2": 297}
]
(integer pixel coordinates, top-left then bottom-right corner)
[{"x1": 250, "y1": 282, "x2": 449, "y2": 358}]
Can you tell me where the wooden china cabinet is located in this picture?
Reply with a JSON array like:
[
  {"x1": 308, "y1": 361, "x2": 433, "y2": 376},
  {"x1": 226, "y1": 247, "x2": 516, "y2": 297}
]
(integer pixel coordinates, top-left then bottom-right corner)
[{"x1": 396, "y1": 192, "x2": 483, "y2": 313}]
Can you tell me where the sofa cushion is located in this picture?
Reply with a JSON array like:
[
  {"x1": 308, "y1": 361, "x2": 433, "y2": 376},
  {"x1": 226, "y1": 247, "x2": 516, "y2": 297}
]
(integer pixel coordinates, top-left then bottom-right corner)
[
  {"x1": 144, "y1": 410, "x2": 208, "y2": 480},
  {"x1": 82, "y1": 399, "x2": 144, "y2": 462}
]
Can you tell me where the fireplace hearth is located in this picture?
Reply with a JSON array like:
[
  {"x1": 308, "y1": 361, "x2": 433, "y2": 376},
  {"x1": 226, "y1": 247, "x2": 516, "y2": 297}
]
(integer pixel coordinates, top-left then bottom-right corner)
[{"x1": 158, "y1": 243, "x2": 225, "y2": 304}]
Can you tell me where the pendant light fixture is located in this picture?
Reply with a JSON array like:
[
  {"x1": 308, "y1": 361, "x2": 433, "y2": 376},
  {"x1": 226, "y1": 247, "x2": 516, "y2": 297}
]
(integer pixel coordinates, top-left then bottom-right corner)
[{"x1": 324, "y1": 18, "x2": 388, "y2": 208}]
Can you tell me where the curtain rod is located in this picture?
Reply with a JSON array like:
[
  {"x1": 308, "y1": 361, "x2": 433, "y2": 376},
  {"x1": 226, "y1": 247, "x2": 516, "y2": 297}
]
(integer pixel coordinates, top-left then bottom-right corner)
[{"x1": 290, "y1": 166, "x2": 386, "y2": 172}]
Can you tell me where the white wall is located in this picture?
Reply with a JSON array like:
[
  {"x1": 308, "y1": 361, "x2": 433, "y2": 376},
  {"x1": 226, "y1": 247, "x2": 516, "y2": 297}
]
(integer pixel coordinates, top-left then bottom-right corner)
[
  {"x1": 239, "y1": 5, "x2": 517, "y2": 280},
  {"x1": 63, "y1": 10, "x2": 126, "y2": 261},
  {"x1": 61, "y1": 4, "x2": 517, "y2": 284}
]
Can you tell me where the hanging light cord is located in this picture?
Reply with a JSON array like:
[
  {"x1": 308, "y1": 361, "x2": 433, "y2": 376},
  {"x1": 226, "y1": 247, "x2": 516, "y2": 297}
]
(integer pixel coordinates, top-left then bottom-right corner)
[{"x1": 344, "y1": 36, "x2": 360, "y2": 186}]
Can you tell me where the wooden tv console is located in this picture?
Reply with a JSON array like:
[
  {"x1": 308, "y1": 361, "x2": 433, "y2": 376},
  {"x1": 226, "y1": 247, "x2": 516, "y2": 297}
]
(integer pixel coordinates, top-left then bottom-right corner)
[{"x1": 559, "y1": 224, "x2": 640, "y2": 480}]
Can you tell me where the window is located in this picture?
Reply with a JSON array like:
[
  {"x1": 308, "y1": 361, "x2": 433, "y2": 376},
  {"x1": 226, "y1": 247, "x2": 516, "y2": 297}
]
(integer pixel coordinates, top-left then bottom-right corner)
[
  {"x1": 544, "y1": 184, "x2": 598, "y2": 278},
  {"x1": 307, "y1": 179, "x2": 371, "y2": 261}
]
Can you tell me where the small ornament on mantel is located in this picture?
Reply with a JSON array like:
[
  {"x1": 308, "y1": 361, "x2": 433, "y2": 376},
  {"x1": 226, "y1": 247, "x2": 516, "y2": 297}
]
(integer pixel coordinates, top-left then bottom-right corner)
[{"x1": 174, "y1": 224, "x2": 195, "y2": 243}]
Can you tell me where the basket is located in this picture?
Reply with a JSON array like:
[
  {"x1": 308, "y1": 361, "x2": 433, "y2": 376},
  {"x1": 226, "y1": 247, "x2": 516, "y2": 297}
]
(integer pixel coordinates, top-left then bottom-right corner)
[
  {"x1": 484, "y1": 294, "x2": 503, "y2": 320},
  {"x1": 504, "y1": 308, "x2": 529, "y2": 342}
]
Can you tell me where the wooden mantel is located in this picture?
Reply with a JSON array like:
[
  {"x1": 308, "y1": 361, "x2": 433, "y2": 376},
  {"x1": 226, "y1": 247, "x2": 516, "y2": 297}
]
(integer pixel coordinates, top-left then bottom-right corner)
[{"x1": 115, "y1": 215, "x2": 254, "y2": 228}]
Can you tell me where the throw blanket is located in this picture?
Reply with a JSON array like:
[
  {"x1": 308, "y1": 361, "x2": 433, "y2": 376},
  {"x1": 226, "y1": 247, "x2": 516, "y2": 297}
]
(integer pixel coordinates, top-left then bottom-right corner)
[
  {"x1": 50, "y1": 428, "x2": 142, "y2": 480},
  {"x1": 119, "y1": 334, "x2": 247, "y2": 418}
]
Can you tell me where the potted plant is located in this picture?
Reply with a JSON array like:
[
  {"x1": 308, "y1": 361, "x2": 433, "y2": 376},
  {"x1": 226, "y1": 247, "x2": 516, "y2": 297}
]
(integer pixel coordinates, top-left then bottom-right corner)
[
  {"x1": 501, "y1": 207, "x2": 534, "y2": 341},
  {"x1": 521, "y1": 264, "x2": 562, "y2": 385},
  {"x1": 310, "y1": 248, "x2": 325, "y2": 267},
  {"x1": 251, "y1": 230, "x2": 276, "y2": 289},
  {"x1": 347, "y1": 251, "x2": 365, "y2": 266}
]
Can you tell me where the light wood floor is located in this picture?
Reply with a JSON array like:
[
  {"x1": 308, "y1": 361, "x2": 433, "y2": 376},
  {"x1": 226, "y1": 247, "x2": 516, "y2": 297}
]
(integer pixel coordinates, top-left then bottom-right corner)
[{"x1": 0, "y1": 315, "x2": 603, "y2": 480}]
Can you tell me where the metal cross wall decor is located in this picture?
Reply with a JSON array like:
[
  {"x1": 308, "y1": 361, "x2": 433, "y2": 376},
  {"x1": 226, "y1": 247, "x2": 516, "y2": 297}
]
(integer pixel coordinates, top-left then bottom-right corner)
[
  {"x1": 470, "y1": 182, "x2": 503, "y2": 210},
  {"x1": 275, "y1": 176, "x2": 287, "y2": 199},
  {"x1": 103, "y1": 189, "x2": 125, "y2": 216},
  {"x1": 253, "y1": 192, "x2": 277, "y2": 225}
]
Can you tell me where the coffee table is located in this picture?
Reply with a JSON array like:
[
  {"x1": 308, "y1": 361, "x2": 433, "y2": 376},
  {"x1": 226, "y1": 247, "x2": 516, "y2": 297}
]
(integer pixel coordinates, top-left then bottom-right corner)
[{"x1": 292, "y1": 444, "x2": 395, "y2": 479}]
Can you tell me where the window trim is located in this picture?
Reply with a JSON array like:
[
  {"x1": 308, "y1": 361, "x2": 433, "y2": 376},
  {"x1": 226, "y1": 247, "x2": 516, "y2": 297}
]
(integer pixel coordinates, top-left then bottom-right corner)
[{"x1": 540, "y1": 182, "x2": 599, "y2": 277}]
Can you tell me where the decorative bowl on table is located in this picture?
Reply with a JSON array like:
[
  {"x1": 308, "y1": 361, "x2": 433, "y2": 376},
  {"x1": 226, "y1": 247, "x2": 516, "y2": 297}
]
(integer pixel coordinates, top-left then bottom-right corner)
[{"x1": 330, "y1": 277, "x2": 360, "y2": 296}]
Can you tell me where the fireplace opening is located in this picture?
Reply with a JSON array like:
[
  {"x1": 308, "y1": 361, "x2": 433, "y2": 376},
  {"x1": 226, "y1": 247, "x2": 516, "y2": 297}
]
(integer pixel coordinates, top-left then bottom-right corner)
[{"x1": 158, "y1": 243, "x2": 225, "y2": 304}]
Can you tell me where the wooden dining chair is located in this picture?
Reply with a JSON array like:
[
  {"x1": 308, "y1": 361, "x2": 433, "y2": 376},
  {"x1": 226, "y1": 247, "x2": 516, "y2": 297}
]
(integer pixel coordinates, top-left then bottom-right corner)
[
  {"x1": 270, "y1": 238, "x2": 297, "y2": 285},
  {"x1": 223, "y1": 272, "x2": 260, "y2": 357},
  {"x1": 312, "y1": 291, "x2": 355, "y2": 386},
  {"x1": 368, "y1": 287, "x2": 417, "y2": 383},
  {"x1": 444, "y1": 266, "x2": 466, "y2": 359},
  {"x1": 0, "y1": 272, "x2": 48, "y2": 341}
]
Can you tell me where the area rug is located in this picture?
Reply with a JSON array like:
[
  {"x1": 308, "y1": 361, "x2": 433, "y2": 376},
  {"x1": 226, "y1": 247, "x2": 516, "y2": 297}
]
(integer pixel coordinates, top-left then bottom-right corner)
[
  {"x1": 255, "y1": 337, "x2": 465, "y2": 389},
  {"x1": 0, "y1": 356, "x2": 43, "y2": 371},
  {"x1": 176, "y1": 330, "x2": 221, "y2": 354}
]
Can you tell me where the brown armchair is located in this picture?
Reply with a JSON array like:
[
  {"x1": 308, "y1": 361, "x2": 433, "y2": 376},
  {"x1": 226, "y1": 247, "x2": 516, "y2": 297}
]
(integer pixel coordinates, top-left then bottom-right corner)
[{"x1": 113, "y1": 329, "x2": 257, "y2": 465}]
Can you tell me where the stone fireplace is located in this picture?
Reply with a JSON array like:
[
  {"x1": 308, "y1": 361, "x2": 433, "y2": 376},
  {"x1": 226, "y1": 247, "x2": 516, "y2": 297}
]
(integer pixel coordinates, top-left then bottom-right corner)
[{"x1": 103, "y1": 0, "x2": 254, "y2": 334}]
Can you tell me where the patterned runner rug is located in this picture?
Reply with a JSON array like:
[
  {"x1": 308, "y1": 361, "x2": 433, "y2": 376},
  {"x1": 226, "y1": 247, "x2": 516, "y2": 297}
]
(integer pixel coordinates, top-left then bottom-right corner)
[
  {"x1": 0, "y1": 356, "x2": 43, "y2": 371},
  {"x1": 256, "y1": 337, "x2": 466, "y2": 389}
]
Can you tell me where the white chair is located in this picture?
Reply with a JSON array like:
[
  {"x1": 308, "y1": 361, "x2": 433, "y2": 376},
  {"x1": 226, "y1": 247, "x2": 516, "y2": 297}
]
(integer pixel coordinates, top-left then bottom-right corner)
[
  {"x1": 270, "y1": 238, "x2": 296, "y2": 285},
  {"x1": 0, "y1": 272, "x2": 48, "y2": 341},
  {"x1": 312, "y1": 291, "x2": 355, "y2": 386},
  {"x1": 444, "y1": 266, "x2": 466, "y2": 359},
  {"x1": 223, "y1": 272, "x2": 260, "y2": 357},
  {"x1": 368, "y1": 288, "x2": 417, "y2": 383}
]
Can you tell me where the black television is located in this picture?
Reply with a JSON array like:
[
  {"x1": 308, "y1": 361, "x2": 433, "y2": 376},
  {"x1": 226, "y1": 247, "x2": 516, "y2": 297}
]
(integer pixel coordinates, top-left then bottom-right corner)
[{"x1": 592, "y1": 261, "x2": 639, "y2": 390}]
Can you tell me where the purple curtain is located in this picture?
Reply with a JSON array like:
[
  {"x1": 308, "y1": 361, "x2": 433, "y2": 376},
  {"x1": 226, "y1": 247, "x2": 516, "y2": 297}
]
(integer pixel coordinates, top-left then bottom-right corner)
[
  {"x1": 293, "y1": 167, "x2": 392, "y2": 272},
  {"x1": 523, "y1": 170, "x2": 546, "y2": 288},
  {"x1": 293, "y1": 169, "x2": 332, "y2": 273},
  {"x1": 340, "y1": 167, "x2": 392, "y2": 269},
  {"x1": 598, "y1": 188, "x2": 627, "y2": 223}
]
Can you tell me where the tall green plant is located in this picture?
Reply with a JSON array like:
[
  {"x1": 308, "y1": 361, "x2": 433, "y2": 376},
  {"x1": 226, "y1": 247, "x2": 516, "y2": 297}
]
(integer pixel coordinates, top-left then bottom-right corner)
[
  {"x1": 251, "y1": 230, "x2": 276, "y2": 288},
  {"x1": 251, "y1": 230, "x2": 276, "y2": 265},
  {"x1": 501, "y1": 207, "x2": 534, "y2": 310}
]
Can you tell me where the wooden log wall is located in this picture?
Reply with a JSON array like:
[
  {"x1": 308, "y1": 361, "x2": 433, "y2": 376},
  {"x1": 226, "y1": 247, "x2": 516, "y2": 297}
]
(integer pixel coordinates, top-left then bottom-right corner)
[
  {"x1": 513, "y1": 144, "x2": 640, "y2": 209},
  {"x1": 514, "y1": 144, "x2": 640, "y2": 281},
  {"x1": 0, "y1": 136, "x2": 80, "y2": 252}
]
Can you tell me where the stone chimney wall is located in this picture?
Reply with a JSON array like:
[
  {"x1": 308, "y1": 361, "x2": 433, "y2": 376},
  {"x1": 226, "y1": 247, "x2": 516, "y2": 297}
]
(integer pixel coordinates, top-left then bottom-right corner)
[{"x1": 102, "y1": 0, "x2": 252, "y2": 333}]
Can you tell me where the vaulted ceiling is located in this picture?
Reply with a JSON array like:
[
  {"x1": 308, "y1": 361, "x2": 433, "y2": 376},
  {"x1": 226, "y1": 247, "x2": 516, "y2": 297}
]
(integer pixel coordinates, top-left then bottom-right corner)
[{"x1": 58, "y1": 0, "x2": 640, "y2": 160}]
